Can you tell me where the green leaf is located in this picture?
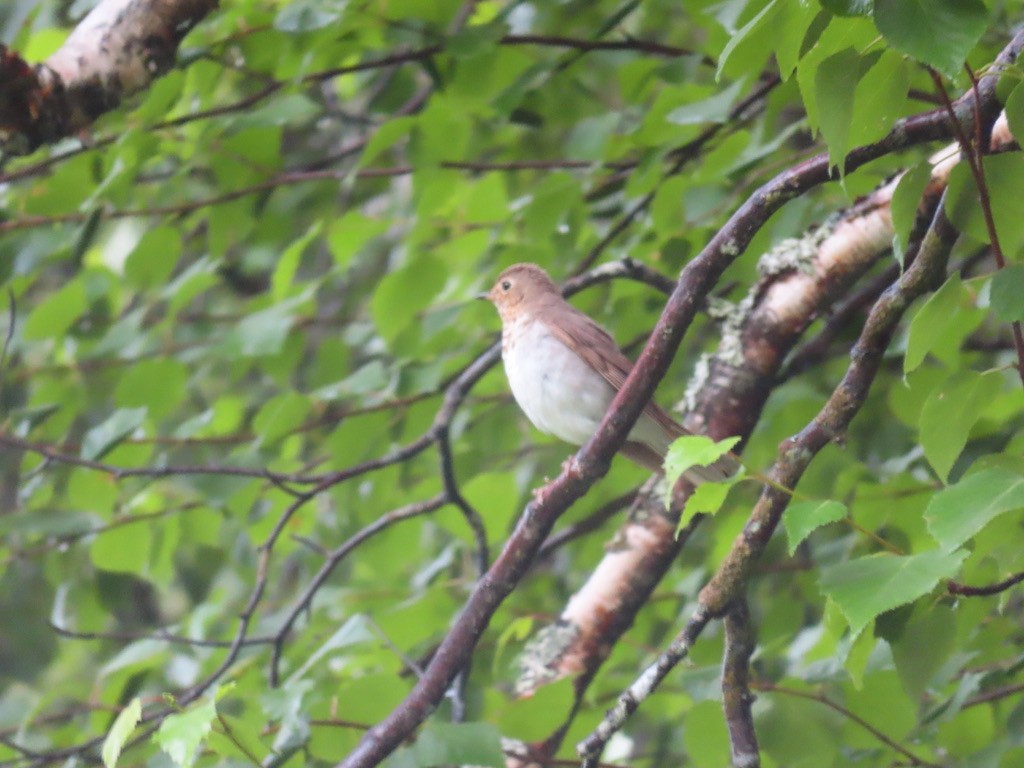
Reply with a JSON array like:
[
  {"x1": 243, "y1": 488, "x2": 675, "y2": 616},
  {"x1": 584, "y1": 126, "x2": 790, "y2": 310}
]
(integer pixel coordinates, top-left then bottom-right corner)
[
  {"x1": 210, "y1": 133, "x2": 277, "y2": 186},
  {"x1": 891, "y1": 607, "x2": 956, "y2": 699},
  {"x1": 795, "y1": 16, "x2": 880, "y2": 133},
  {"x1": 220, "y1": 126, "x2": 282, "y2": 171},
  {"x1": 232, "y1": 93, "x2": 319, "y2": 131},
  {"x1": 990, "y1": 265, "x2": 1024, "y2": 323},
  {"x1": 815, "y1": 47, "x2": 863, "y2": 170},
  {"x1": 666, "y1": 80, "x2": 744, "y2": 126},
  {"x1": 124, "y1": 225, "x2": 182, "y2": 290},
  {"x1": 666, "y1": 435, "x2": 742, "y2": 525},
  {"x1": 937, "y1": 701, "x2": 995, "y2": 755},
  {"x1": 327, "y1": 212, "x2": 388, "y2": 268},
  {"x1": 783, "y1": 500, "x2": 848, "y2": 555},
  {"x1": 114, "y1": 359, "x2": 189, "y2": 420},
  {"x1": 448, "y1": 23, "x2": 507, "y2": 57},
  {"x1": 163, "y1": 257, "x2": 218, "y2": 313},
  {"x1": 822, "y1": 0, "x2": 873, "y2": 16},
  {"x1": 134, "y1": 70, "x2": 184, "y2": 121},
  {"x1": 462, "y1": 472, "x2": 520, "y2": 547},
  {"x1": 206, "y1": 713, "x2": 267, "y2": 764},
  {"x1": 371, "y1": 255, "x2": 446, "y2": 345},
  {"x1": 919, "y1": 370, "x2": 1003, "y2": 481},
  {"x1": 873, "y1": 0, "x2": 989, "y2": 78},
  {"x1": 357, "y1": 117, "x2": 415, "y2": 169},
  {"x1": 407, "y1": 722, "x2": 504, "y2": 768},
  {"x1": 890, "y1": 162, "x2": 932, "y2": 259},
  {"x1": 851, "y1": 49, "x2": 908, "y2": 149},
  {"x1": 772, "y1": 1, "x2": 821, "y2": 78},
  {"x1": 946, "y1": 153, "x2": 1024, "y2": 259},
  {"x1": 813, "y1": 47, "x2": 906, "y2": 173},
  {"x1": 844, "y1": 671, "x2": 917, "y2": 746},
  {"x1": 680, "y1": 478, "x2": 738, "y2": 529},
  {"x1": 10, "y1": 403, "x2": 61, "y2": 434},
  {"x1": 315, "y1": 359, "x2": 390, "y2": 400},
  {"x1": 563, "y1": 114, "x2": 619, "y2": 160},
  {"x1": 493, "y1": 616, "x2": 533, "y2": 677},
  {"x1": 758, "y1": 691, "x2": 841, "y2": 766},
  {"x1": 252, "y1": 392, "x2": 311, "y2": 446},
  {"x1": 717, "y1": 0, "x2": 779, "y2": 81},
  {"x1": 1005, "y1": 81, "x2": 1024, "y2": 148},
  {"x1": 664, "y1": 435, "x2": 741, "y2": 489},
  {"x1": 155, "y1": 698, "x2": 217, "y2": 768},
  {"x1": 904, "y1": 272, "x2": 964, "y2": 373},
  {"x1": 288, "y1": 615, "x2": 375, "y2": 683},
  {"x1": 925, "y1": 467, "x2": 1024, "y2": 551},
  {"x1": 274, "y1": 1, "x2": 341, "y2": 32},
  {"x1": 23, "y1": 279, "x2": 87, "y2": 340},
  {"x1": 459, "y1": 175, "x2": 510, "y2": 224},
  {"x1": 221, "y1": 302, "x2": 296, "y2": 358},
  {"x1": 449, "y1": 47, "x2": 534, "y2": 111},
  {"x1": 24, "y1": 28, "x2": 68, "y2": 61},
  {"x1": 682, "y1": 700, "x2": 732, "y2": 766},
  {"x1": 272, "y1": 222, "x2": 321, "y2": 300},
  {"x1": 820, "y1": 550, "x2": 967, "y2": 635},
  {"x1": 91, "y1": 520, "x2": 152, "y2": 574},
  {"x1": 411, "y1": 97, "x2": 470, "y2": 165},
  {"x1": 497, "y1": 678, "x2": 574, "y2": 740},
  {"x1": 81, "y1": 408, "x2": 147, "y2": 461},
  {"x1": 844, "y1": 619, "x2": 876, "y2": 688},
  {"x1": 206, "y1": 197, "x2": 255, "y2": 257},
  {"x1": 102, "y1": 697, "x2": 142, "y2": 768}
]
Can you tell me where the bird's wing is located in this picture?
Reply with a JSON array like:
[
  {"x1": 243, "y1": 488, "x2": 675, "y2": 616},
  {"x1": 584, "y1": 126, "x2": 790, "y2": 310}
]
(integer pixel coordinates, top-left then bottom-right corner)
[
  {"x1": 543, "y1": 299, "x2": 742, "y2": 483},
  {"x1": 542, "y1": 301, "x2": 685, "y2": 439}
]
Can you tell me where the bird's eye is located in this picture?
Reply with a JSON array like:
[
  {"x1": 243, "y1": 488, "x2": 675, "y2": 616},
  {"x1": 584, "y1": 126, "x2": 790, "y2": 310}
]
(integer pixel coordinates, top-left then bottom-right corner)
[{"x1": 501, "y1": 281, "x2": 511, "y2": 291}]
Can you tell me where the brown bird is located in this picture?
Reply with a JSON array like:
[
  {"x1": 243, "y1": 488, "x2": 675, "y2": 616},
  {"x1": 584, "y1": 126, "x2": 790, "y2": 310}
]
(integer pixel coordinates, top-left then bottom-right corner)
[{"x1": 482, "y1": 263, "x2": 738, "y2": 485}]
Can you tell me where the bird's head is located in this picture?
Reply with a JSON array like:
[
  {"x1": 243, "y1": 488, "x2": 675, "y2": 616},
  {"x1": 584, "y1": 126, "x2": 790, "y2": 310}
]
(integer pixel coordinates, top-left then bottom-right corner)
[{"x1": 480, "y1": 263, "x2": 559, "y2": 323}]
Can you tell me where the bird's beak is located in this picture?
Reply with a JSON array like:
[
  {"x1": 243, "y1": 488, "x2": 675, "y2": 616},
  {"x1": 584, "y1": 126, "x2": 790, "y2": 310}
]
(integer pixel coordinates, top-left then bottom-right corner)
[{"x1": 476, "y1": 291, "x2": 490, "y2": 302}]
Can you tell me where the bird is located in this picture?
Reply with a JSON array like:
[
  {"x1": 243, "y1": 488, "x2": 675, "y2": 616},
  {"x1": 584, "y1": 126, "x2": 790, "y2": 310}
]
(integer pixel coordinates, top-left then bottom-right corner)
[{"x1": 481, "y1": 262, "x2": 739, "y2": 486}]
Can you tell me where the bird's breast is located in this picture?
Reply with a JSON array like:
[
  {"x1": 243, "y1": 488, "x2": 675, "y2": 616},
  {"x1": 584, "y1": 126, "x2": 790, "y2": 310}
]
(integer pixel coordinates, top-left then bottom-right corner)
[{"x1": 502, "y1": 315, "x2": 615, "y2": 445}]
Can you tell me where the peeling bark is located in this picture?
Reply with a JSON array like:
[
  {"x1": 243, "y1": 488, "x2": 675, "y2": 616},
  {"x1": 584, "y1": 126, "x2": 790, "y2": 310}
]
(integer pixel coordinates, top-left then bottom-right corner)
[{"x1": 0, "y1": 0, "x2": 217, "y2": 154}]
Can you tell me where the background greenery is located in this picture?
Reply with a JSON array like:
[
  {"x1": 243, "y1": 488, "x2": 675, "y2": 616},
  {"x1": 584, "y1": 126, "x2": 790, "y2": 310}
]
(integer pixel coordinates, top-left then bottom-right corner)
[{"x1": 1, "y1": 0, "x2": 1023, "y2": 766}]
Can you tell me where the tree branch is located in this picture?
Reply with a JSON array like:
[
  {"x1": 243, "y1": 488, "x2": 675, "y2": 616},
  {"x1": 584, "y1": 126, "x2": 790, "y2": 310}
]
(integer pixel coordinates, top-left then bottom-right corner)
[
  {"x1": 0, "y1": 0, "x2": 218, "y2": 154},
  {"x1": 722, "y1": 600, "x2": 759, "y2": 768},
  {"x1": 948, "y1": 571, "x2": 1024, "y2": 597}
]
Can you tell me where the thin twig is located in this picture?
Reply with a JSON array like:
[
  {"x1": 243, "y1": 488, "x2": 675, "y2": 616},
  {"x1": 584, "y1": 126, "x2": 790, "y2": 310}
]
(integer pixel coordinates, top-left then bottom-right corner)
[
  {"x1": 948, "y1": 570, "x2": 1024, "y2": 597},
  {"x1": 755, "y1": 683, "x2": 941, "y2": 767},
  {"x1": 268, "y1": 494, "x2": 447, "y2": 686}
]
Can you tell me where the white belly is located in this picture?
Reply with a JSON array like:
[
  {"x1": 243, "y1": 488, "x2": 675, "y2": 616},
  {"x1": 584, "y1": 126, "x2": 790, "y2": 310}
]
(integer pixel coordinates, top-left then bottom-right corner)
[{"x1": 502, "y1": 316, "x2": 616, "y2": 445}]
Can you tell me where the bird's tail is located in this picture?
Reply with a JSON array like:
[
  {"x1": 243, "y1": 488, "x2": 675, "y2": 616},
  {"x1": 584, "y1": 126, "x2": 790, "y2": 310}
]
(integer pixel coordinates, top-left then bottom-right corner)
[{"x1": 682, "y1": 451, "x2": 741, "y2": 485}]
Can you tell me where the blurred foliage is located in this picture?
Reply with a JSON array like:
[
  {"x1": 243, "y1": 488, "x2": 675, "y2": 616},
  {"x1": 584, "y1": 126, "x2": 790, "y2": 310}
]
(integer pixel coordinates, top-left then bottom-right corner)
[{"x1": 0, "y1": 1, "x2": 1023, "y2": 766}]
